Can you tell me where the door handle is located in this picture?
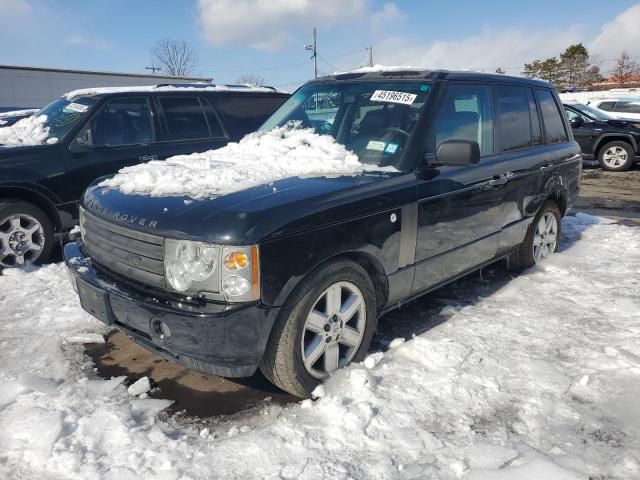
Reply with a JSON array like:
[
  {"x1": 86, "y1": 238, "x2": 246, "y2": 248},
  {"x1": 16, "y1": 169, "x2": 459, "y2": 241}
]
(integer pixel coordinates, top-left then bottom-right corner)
[
  {"x1": 139, "y1": 154, "x2": 158, "y2": 161},
  {"x1": 487, "y1": 176, "x2": 508, "y2": 186},
  {"x1": 540, "y1": 164, "x2": 554, "y2": 173}
]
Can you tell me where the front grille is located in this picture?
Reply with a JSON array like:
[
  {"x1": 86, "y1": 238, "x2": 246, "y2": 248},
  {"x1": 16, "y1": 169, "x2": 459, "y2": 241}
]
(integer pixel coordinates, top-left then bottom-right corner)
[{"x1": 82, "y1": 209, "x2": 166, "y2": 289}]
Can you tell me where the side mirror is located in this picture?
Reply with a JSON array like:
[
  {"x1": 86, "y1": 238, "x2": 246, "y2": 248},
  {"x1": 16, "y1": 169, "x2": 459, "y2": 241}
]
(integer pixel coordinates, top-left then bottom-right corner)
[
  {"x1": 435, "y1": 140, "x2": 480, "y2": 166},
  {"x1": 570, "y1": 116, "x2": 584, "y2": 127}
]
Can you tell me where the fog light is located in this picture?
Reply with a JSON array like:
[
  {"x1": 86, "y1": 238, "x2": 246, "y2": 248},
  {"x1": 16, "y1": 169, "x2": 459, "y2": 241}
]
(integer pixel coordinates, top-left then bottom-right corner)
[
  {"x1": 151, "y1": 320, "x2": 172, "y2": 343},
  {"x1": 222, "y1": 275, "x2": 251, "y2": 297}
]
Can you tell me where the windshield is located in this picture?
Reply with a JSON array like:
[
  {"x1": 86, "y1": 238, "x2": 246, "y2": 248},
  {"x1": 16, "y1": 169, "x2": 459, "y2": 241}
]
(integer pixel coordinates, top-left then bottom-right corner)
[
  {"x1": 260, "y1": 81, "x2": 431, "y2": 168},
  {"x1": 572, "y1": 103, "x2": 612, "y2": 121},
  {"x1": 38, "y1": 96, "x2": 98, "y2": 140}
]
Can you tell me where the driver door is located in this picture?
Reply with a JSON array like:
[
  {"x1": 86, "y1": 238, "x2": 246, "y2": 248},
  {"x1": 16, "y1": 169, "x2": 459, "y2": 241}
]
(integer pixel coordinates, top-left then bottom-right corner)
[{"x1": 65, "y1": 96, "x2": 157, "y2": 201}]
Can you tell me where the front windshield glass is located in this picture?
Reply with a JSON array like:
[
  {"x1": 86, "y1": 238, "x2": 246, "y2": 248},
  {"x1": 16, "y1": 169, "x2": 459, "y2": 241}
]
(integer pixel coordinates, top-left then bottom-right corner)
[
  {"x1": 38, "y1": 96, "x2": 98, "y2": 140},
  {"x1": 572, "y1": 103, "x2": 612, "y2": 121},
  {"x1": 260, "y1": 81, "x2": 431, "y2": 169}
]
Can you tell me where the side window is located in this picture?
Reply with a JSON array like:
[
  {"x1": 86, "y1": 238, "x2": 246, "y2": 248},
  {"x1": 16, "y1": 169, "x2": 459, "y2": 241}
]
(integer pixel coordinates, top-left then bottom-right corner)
[
  {"x1": 597, "y1": 101, "x2": 616, "y2": 112},
  {"x1": 159, "y1": 97, "x2": 211, "y2": 140},
  {"x1": 527, "y1": 89, "x2": 542, "y2": 146},
  {"x1": 90, "y1": 97, "x2": 153, "y2": 147},
  {"x1": 536, "y1": 90, "x2": 568, "y2": 144},
  {"x1": 434, "y1": 84, "x2": 494, "y2": 156},
  {"x1": 214, "y1": 96, "x2": 286, "y2": 137},
  {"x1": 494, "y1": 85, "x2": 532, "y2": 151},
  {"x1": 614, "y1": 101, "x2": 640, "y2": 114}
]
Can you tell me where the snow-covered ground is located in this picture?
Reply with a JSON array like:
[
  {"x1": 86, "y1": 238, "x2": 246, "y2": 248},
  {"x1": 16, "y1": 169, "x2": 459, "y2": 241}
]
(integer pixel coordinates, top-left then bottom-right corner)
[{"x1": 0, "y1": 213, "x2": 639, "y2": 479}]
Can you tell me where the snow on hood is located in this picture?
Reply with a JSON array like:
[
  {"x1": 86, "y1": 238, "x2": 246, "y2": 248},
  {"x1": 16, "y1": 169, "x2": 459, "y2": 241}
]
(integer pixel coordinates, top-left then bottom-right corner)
[
  {"x1": 100, "y1": 125, "x2": 396, "y2": 199},
  {"x1": 0, "y1": 115, "x2": 58, "y2": 146},
  {"x1": 0, "y1": 108, "x2": 39, "y2": 119}
]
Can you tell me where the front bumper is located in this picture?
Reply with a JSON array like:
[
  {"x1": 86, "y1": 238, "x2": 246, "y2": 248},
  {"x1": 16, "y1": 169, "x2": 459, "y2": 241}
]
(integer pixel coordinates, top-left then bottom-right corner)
[{"x1": 64, "y1": 242, "x2": 278, "y2": 377}]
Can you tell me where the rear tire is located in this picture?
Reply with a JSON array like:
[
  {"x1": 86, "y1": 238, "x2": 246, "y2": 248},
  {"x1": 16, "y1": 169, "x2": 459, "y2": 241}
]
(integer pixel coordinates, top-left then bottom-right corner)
[
  {"x1": 508, "y1": 200, "x2": 561, "y2": 273},
  {"x1": 260, "y1": 259, "x2": 377, "y2": 398},
  {"x1": 598, "y1": 141, "x2": 634, "y2": 171},
  {"x1": 0, "y1": 200, "x2": 54, "y2": 268}
]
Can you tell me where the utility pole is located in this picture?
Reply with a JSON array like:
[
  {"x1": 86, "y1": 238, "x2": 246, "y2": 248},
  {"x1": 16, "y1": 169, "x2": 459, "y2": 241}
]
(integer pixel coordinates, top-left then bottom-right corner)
[
  {"x1": 366, "y1": 46, "x2": 373, "y2": 67},
  {"x1": 305, "y1": 28, "x2": 318, "y2": 79},
  {"x1": 145, "y1": 66, "x2": 161, "y2": 75}
]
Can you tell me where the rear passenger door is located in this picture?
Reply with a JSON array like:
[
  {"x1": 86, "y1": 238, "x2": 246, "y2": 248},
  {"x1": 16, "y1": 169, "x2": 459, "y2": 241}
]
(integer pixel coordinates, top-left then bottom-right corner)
[
  {"x1": 212, "y1": 95, "x2": 288, "y2": 140},
  {"x1": 151, "y1": 95, "x2": 228, "y2": 160}
]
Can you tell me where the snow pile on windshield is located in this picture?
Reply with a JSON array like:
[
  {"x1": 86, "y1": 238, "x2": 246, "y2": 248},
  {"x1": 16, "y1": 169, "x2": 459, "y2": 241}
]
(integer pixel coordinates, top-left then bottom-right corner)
[
  {"x1": 101, "y1": 124, "x2": 395, "y2": 199},
  {"x1": 65, "y1": 83, "x2": 280, "y2": 99},
  {"x1": 0, "y1": 214, "x2": 639, "y2": 479},
  {"x1": 0, "y1": 115, "x2": 58, "y2": 146}
]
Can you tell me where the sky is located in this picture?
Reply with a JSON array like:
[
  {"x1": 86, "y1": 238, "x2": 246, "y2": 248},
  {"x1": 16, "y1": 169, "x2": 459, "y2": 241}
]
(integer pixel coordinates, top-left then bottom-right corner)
[{"x1": 1, "y1": 0, "x2": 640, "y2": 90}]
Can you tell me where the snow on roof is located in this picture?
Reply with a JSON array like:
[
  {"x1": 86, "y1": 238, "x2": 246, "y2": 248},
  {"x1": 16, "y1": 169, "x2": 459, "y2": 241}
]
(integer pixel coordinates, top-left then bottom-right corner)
[
  {"x1": 339, "y1": 64, "x2": 426, "y2": 75},
  {"x1": 65, "y1": 83, "x2": 281, "y2": 99},
  {"x1": 0, "y1": 114, "x2": 58, "y2": 146},
  {"x1": 100, "y1": 125, "x2": 395, "y2": 199}
]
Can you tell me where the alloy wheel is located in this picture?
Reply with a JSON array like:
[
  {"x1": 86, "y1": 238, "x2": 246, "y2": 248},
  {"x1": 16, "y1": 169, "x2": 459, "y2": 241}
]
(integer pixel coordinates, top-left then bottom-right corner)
[
  {"x1": 532, "y1": 212, "x2": 558, "y2": 262},
  {"x1": 602, "y1": 146, "x2": 629, "y2": 169},
  {"x1": 301, "y1": 281, "x2": 366, "y2": 379},
  {"x1": 0, "y1": 214, "x2": 45, "y2": 267}
]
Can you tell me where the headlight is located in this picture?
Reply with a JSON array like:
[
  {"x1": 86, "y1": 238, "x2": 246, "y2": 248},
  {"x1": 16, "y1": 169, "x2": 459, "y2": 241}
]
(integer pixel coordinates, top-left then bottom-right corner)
[{"x1": 164, "y1": 240, "x2": 259, "y2": 302}]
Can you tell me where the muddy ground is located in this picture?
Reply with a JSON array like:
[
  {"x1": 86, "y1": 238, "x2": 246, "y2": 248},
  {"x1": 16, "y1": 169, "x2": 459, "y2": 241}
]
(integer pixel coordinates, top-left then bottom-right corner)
[{"x1": 86, "y1": 166, "x2": 640, "y2": 418}]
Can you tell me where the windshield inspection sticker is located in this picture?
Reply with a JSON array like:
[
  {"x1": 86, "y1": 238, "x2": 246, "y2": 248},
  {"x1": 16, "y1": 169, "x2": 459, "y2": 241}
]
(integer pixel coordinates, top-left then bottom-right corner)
[
  {"x1": 371, "y1": 90, "x2": 417, "y2": 105},
  {"x1": 385, "y1": 143, "x2": 399, "y2": 154},
  {"x1": 366, "y1": 140, "x2": 386, "y2": 151},
  {"x1": 64, "y1": 103, "x2": 89, "y2": 113}
]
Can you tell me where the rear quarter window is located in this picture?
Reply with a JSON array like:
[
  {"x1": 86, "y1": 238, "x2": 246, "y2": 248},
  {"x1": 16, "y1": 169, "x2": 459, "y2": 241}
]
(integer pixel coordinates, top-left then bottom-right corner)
[
  {"x1": 536, "y1": 89, "x2": 568, "y2": 144},
  {"x1": 214, "y1": 95, "x2": 288, "y2": 138}
]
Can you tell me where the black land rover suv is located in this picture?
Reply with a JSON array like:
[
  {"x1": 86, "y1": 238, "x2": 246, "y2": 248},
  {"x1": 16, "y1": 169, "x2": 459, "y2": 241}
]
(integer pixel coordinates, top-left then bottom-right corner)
[
  {"x1": 0, "y1": 84, "x2": 288, "y2": 267},
  {"x1": 66, "y1": 70, "x2": 581, "y2": 397}
]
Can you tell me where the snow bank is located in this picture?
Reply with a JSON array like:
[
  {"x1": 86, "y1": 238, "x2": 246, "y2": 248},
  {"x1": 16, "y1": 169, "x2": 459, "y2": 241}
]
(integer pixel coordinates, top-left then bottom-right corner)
[
  {"x1": 0, "y1": 215, "x2": 639, "y2": 479},
  {"x1": 0, "y1": 115, "x2": 57, "y2": 146},
  {"x1": 101, "y1": 124, "x2": 395, "y2": 199}
]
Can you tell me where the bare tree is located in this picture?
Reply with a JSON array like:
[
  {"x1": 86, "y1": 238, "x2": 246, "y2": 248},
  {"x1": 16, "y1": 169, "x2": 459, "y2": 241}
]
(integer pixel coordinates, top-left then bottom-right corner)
[
  {"x1": 151, "y1": 39, "x2": 197, "y2": 77},
  {"x1": 611, "y1": 51, "x2": 640, "y2": 86},
  {"x1": 235, "y1": 73, "x2": 266, "y2": 86}
]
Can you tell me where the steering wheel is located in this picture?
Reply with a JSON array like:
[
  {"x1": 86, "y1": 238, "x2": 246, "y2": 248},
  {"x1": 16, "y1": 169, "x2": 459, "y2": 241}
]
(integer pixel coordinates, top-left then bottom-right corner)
[{"x1": 377, "y1": 127, "x2": 410, "y2": 140}]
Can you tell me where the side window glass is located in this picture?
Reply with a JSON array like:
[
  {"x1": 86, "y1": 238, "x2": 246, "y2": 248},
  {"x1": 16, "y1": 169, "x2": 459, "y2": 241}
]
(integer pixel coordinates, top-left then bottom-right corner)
[
  {"x1": 214, "y1": 96, "x2": 286, "y2": 137},
  {"x1": 494, "y1": 85, "x2": 532, "y2": 151},
  {"x1": 528, "y1": 89, "x2": 542, "y2": 146},
  {"x1": 90, "y1": 98, "x2": 153, "y2": 147},
  {"x1": 435, "y1": 84, "x2": 494, "y2": 156},
  {"x1": 159, "y1": 97, "x2": 210, "y2": 140},
  {"x1": 615, "y1": 102, "x2": 640, "y2": 114},
  {"x1": 536, "y1": 90, "x2": 568, "y2": 144},
  {"x1": 597, "y1": 102, "x2": 616, "y2": 112}
]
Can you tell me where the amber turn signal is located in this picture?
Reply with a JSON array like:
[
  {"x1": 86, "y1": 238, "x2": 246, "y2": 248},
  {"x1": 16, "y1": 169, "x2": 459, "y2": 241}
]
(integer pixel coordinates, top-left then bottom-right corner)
[{"x1": 224, "y1": 251, "x2": 249, "y2": 270}]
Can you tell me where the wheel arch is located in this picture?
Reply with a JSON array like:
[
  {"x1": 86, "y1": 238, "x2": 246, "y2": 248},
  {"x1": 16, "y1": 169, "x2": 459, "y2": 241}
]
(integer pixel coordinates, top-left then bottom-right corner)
[
  {"x1": 0, "y1": 185, "x2": 62, "y2": 233},
  {"x1": 270, "y1": 249, "x2": 389, "y2": 311},
  {"x1": 594, "y1": 134, "x2": 637, "y2": 158}
]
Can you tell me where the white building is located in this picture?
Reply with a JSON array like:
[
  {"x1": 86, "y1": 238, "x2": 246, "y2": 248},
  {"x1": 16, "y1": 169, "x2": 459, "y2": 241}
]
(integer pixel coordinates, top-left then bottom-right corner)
[{"x1": 0, "y1": 64, "x2": 212, "y2": 111}]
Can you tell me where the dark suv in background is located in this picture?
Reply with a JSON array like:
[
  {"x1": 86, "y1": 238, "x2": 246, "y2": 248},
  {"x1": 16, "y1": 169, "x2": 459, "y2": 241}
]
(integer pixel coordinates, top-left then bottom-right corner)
[
  {"x1": 564, "y1": 102, "x2": 640, "y2": 171},
  {"x1": 66, "y1": 70, "x2": 581, "y2": 397},
  {"x1": 0, "y1": 84, "x2": 288, "y2": 267}
]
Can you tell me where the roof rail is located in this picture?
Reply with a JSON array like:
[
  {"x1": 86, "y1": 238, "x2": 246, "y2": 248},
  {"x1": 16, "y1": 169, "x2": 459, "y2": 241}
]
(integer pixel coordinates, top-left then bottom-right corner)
[{"x1": 154, "y1": 82, "x2": 213, "y2": 88}]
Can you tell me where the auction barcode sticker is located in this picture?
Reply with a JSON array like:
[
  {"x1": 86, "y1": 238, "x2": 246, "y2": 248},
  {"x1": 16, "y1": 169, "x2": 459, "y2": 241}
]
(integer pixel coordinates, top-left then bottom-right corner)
[{"x1": 370, "y1": 90, "x2": 417, "y2": 105}]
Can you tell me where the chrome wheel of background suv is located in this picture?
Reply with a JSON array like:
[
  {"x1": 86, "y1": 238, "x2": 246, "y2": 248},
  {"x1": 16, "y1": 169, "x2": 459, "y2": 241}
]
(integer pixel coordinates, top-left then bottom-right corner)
[
  {"x1": 602, "y1": 146, "x2": 629, "y2": 169},
  {"x1": 301, "y1": 281, "x2": 366, "y2": 379},
  {"x1": 0, "y1": 214, "x2": 45, "y2": 267}
]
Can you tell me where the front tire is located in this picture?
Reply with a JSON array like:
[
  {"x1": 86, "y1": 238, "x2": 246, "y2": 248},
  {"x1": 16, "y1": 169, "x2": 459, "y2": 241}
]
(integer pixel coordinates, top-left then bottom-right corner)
[
  {"x1": 598, "y1": 141, "x2": 634, "y2": 171},
  {"x1": 0, "y1": 200, "x2": 54, "y2": 268},
  {"x1": 260, "y1": 259, "x2": 377, "y2": 398},
  {"x1": 508, "y1": 200, "x2": 561, "y2": 273}
]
